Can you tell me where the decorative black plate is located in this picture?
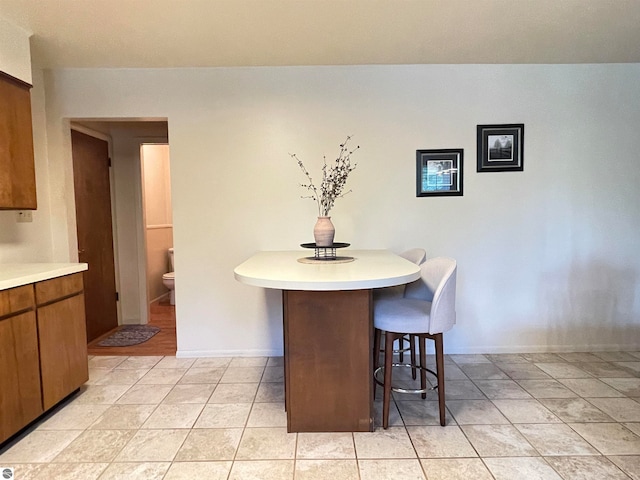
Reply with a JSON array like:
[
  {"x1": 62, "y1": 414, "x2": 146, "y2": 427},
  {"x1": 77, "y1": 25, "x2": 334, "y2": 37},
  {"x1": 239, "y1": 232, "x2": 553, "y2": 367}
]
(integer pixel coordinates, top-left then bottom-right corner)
[{"x1": 300, "y1": 242, "x2": 350, "y2": 249}]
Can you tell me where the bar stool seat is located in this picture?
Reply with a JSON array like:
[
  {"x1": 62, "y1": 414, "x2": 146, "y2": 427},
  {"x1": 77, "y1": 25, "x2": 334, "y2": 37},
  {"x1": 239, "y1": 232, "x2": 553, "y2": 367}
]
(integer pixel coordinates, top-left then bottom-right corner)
[{"x1": 373, "y1": 256, "x2": 457, "y2": 429}]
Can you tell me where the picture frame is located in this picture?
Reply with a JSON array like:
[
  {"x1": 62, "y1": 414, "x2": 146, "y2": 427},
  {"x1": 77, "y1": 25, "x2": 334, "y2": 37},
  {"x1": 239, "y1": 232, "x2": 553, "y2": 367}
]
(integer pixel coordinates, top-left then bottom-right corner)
[
  {"x1": 477, "y1": 124, "x2": 524, "y2": 172},
  {"x1": 416, "y1": 149, "x2": 463, "y2": 197}
]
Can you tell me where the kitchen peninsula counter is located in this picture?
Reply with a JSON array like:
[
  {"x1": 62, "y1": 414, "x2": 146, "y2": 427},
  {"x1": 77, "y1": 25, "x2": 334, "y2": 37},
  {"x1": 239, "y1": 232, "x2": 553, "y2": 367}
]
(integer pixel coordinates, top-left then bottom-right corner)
[{"x1": 234, "y1": 249, "x2": 421, "y2": 432}]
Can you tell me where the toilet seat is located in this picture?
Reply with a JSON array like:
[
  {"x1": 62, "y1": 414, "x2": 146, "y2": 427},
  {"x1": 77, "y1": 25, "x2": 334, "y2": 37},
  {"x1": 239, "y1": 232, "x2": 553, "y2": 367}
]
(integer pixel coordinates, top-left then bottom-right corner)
[{"x1": 162, "y1": 272, "x2": 175, "y2": 281}]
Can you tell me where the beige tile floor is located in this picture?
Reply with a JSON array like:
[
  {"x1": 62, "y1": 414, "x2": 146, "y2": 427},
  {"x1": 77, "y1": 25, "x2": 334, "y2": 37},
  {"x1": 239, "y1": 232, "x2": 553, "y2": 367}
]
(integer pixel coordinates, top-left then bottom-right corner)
[{"x1": 1, "y1": 352, "x2": 640, "y2": 479}]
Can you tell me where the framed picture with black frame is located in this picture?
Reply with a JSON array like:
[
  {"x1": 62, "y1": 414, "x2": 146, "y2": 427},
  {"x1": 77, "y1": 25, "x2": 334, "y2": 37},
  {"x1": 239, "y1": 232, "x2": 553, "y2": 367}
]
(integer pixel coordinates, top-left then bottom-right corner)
[
  {"x1": 477, "y1": 124, "x2": 524, "y2": 172},
  {"x1": 416, "y1": 149, "x2": 463, "y2": 197}
]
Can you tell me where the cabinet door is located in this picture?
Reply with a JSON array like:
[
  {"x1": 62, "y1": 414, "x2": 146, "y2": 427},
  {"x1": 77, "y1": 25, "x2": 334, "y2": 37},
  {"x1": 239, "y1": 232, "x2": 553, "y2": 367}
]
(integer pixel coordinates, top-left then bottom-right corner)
[
  {"x1": 0, "y1": 311, "x2": 43, "y2": 443},
  {"x1": 37, "y1": 294, "x2": 89, "y2": 410},
  {"x1": 0, "y1": 72, "x2": 36, "y2": 210}
]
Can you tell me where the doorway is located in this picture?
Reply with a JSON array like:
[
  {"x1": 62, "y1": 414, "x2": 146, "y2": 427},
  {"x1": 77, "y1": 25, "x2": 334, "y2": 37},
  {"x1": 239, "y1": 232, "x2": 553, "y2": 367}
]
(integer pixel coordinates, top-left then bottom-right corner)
[
  {"x1": 140, "y1": 143, "x2": 174, "y2": 311},
  {"x1": 70, "y1": 120, "x2": 175, "y2": 354}
]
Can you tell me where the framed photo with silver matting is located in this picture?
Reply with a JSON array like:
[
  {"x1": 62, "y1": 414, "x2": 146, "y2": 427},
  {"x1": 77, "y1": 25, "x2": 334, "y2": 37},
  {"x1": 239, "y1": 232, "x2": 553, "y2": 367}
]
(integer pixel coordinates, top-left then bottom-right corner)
[
  {"x1": 477, "y1": 123, "x2": 524, "y2": 172},
  {"x1": 416, "y1": 149, "x2": 463, "y2": 197}
]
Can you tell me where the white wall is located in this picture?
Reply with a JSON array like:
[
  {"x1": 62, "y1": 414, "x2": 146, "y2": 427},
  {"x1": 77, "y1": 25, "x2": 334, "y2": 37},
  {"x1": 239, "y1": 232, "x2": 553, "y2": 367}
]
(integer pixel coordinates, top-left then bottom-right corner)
[
  {"x1": 108, "y1": 124, "x2": 169, "y2": 324},
  {"x1": 36, "y1": 64, "x2": 640, "y2": 355},
  {"x1": 0, "y1": 16, "x2": 31, "y2": 83}
]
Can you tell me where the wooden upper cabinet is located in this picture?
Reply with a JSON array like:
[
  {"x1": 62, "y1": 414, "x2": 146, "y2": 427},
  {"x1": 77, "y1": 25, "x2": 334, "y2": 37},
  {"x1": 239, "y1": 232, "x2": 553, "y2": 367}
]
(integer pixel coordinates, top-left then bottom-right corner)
[{"x1": 0, "y1": 71, "x2": 37, "y2": 210}]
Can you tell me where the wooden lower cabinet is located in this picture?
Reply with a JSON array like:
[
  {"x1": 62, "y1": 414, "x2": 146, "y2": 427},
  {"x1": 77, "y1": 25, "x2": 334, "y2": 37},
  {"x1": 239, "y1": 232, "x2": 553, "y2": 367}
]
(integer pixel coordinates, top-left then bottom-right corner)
[
  {"x1": 37, "y1": 293, "x2": 89, "y2": 410},
  {"x1": 0, "y1": 310, "x2": 43, "y2": 442},
  {"x1": 0, "y1": 273, "x2": 89, "y2": 444}
]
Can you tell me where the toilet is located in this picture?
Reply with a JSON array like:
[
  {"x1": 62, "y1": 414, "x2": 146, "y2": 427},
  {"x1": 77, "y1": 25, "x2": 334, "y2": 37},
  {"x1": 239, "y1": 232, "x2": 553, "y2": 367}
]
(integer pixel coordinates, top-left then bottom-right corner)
[{"x1": 162, "y1": 247, "x2": 175, "y2": 305}]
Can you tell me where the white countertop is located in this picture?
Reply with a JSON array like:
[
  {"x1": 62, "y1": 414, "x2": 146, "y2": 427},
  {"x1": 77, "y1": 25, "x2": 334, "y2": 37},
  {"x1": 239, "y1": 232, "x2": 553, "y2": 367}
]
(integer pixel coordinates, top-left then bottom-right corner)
[
  {"x1": 0, "y1": 263, "x2": 88, "y2": 291},
  {"x1": 234, "y1": 250, "x2": 421, "y2": 291}
]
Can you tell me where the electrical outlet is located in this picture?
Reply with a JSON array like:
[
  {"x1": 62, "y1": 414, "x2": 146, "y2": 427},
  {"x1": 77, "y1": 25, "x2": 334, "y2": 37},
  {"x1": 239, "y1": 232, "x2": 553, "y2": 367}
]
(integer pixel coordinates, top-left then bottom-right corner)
[{"x1": 16, "y1": 211, "x2": 33, "y2": 223}]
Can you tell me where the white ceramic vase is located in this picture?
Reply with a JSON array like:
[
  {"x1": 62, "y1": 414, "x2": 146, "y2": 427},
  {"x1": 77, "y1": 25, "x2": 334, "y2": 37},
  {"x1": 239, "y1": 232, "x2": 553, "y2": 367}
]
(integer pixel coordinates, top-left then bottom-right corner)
[{"x1": 313, "y1": 216, "x2": 335, "y2": 247}]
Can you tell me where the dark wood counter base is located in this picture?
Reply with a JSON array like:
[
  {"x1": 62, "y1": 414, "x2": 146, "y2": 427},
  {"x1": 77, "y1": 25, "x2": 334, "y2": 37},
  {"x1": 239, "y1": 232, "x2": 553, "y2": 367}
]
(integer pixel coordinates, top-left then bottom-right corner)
[{"x1": 283, "y1": 289, "x2": 373, "y2": 432}]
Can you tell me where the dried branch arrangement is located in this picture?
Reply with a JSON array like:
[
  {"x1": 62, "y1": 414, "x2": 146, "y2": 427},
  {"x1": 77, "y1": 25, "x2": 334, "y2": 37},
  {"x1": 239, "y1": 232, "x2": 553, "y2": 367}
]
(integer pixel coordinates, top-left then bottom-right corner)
[{"x1": 291, "y1": 136, "x2": 359, "y2": 216}]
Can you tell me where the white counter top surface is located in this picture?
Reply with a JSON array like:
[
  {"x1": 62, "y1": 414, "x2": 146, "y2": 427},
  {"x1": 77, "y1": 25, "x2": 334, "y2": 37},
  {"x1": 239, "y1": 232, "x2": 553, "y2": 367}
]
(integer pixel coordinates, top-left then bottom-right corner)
[
  {"x1": 234, "y1": 250, "x2": 421, "y2": 291},
  {"x1": 0, "y1": 263, "x2": 88, "y2": 291}
]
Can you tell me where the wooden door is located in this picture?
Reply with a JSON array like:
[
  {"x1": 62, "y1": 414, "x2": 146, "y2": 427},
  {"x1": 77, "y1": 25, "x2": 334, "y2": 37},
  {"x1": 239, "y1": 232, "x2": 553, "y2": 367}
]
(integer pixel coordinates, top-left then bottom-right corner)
[{"x1": 71, "y1": 130, "x2": 118, "y2": 342}]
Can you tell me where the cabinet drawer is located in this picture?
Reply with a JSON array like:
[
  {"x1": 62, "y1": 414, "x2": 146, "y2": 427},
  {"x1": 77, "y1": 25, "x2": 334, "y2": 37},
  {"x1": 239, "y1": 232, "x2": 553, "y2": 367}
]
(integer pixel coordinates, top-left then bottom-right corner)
[
  {"x1": 0, "y1": 285, "x2": 35, "y2": 317},
  {"x1": 35, "y1": 273, "x2": 83, "y2": 306}
]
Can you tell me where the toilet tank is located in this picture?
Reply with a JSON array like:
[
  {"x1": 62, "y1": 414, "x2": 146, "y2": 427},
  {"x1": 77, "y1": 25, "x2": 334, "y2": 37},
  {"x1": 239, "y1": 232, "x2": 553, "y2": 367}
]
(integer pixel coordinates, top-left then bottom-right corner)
[{"x1": 168, "y1": 247, "x2": 174, "y2": 271}]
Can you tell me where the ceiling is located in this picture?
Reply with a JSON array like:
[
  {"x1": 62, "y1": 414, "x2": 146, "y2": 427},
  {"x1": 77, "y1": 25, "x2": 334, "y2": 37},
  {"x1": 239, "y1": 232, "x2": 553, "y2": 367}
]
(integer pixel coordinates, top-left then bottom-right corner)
[{"x1": 1, "y1": 0, "x2": 639, "y2": 69}]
